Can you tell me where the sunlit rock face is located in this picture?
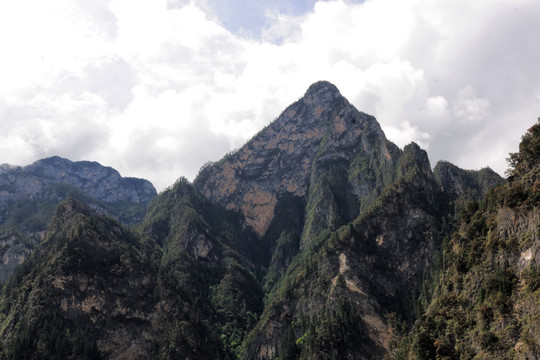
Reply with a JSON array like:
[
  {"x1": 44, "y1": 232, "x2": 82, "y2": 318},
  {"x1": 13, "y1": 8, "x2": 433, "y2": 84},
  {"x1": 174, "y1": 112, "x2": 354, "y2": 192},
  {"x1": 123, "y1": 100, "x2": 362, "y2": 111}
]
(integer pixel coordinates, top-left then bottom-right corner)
[{"x1": 195, "y1": 81, "x2": 399, "y2": 237}]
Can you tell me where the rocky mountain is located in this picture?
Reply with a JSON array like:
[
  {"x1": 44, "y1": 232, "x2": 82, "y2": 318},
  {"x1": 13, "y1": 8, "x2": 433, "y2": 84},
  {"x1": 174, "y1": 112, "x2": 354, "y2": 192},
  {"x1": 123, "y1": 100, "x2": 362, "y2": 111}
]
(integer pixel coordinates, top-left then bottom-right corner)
[
  {"x1": 241, "y1": 142, "x2": 445, "y2": 359},
  {"x1": 195, "y1": 81, "x2": 406, "y2": 293},
  {"x1": 0, "y1": 156, "x2": 155, "y2": 208},
  {"x1": 0, "y1": 81, "x2": 525, "y2": 360},
  {"x1": 0, "y1": 157, "x2": 157, "y2": 281},
  {"x1": 195, "y1": 81, "x2": 401, "y2": 238},
  {"x1": 194, "y1": 82, "x2": 503, "y2": 360}
]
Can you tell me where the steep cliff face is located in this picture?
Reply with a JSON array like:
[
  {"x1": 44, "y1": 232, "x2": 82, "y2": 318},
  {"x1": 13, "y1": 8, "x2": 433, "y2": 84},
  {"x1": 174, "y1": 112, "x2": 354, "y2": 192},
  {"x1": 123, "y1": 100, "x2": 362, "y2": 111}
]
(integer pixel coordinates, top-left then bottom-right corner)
[
  {"x1": 0, "y1": 157, "x2": 157, "y2": 281},
  {"x1": 189, "y1": 81, "x2": 506, "y2": 359},
  {"x1": 242, "y1": 139, "x2": 449, "y2": 360},
  {"x1": 195, "y1": 81, "x2": 401, "y2": 237},
  {"x1": 195, "y1": 81, "x2": 407, "y2": 296}
]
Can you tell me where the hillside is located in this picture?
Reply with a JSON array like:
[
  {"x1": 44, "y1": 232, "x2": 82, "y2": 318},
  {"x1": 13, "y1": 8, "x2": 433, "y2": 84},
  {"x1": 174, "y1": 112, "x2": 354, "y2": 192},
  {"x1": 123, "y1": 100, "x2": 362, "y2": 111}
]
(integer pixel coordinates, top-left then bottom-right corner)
[{"x1": 0, "y1": 198, "x2": 219, "y2": 359}]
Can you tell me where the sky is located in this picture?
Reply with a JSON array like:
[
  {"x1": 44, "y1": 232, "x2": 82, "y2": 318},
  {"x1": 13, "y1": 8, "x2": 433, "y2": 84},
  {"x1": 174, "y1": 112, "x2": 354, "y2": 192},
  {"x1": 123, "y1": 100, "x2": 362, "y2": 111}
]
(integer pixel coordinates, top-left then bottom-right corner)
[{"x1": 0, "y1": 0, "x2": 539, "y2": 191}]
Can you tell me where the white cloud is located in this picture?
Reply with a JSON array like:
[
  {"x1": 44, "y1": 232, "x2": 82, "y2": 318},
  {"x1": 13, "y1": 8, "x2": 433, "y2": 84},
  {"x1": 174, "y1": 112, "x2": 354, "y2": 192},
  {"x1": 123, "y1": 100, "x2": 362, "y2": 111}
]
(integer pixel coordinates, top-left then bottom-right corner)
[
  {"x1": 453, "y1": 85, "x2": 490, "y2": 122},
  {"x1": 0, "y1": 0, "x2": 539, "y2": 191}
]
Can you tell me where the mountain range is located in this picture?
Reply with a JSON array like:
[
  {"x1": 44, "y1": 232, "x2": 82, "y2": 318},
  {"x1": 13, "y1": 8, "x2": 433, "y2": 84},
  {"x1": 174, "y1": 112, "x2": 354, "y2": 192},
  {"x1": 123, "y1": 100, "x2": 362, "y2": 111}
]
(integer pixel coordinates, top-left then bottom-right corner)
[{"x1": 0, "y1": 81, "x2": 537, "y2": 360}]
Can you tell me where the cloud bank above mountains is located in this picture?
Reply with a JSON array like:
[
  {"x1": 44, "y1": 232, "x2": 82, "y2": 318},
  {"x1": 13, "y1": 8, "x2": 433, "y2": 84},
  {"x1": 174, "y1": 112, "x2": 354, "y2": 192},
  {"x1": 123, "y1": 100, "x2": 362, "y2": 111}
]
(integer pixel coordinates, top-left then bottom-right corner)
[{"x1": 0, "y1": 0, "x2": 539, "y2": 190}]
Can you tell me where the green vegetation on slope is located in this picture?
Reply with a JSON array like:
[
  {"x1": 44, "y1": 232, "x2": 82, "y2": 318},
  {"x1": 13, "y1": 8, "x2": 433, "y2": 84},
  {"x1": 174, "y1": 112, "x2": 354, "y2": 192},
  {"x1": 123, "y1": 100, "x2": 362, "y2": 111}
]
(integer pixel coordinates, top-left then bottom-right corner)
[{"x1": 139, "y1": 178, "x2": 265, "y2": 359}]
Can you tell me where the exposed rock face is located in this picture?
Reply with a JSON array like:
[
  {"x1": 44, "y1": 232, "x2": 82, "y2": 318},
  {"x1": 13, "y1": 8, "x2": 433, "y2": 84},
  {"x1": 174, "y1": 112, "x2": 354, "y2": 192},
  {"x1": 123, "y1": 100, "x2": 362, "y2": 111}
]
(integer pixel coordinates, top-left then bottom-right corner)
[
  {"x1": 195, "y1": 81, "x2": 400, "y2": 237},
  {"x1": 0, "y1": 231, "x2": 44, "y2": 282},
  {"x1": 190, "y1": 81, "x2": 507, "y2": 359},
  {"x1": 243, "y1": 140, "x2": 449, "y2": 360}
]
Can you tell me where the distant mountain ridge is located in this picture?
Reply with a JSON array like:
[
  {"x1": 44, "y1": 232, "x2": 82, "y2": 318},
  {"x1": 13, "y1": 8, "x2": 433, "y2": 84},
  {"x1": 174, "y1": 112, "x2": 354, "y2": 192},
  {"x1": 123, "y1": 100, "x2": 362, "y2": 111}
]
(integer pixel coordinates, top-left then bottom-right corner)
[{"x1": 0, "y1": 156, "x2": 155, "y2": 207}]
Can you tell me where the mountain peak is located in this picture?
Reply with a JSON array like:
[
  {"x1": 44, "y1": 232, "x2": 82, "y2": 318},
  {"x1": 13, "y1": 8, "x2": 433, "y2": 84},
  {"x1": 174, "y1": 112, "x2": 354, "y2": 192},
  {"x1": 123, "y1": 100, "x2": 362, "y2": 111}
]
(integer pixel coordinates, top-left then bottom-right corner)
[
  {"x1": 303, "y1": 80, "x2": 342, "y2": 107},
  {"x1": 195, "y1": 82, "x2": 398, "y2": 236}
]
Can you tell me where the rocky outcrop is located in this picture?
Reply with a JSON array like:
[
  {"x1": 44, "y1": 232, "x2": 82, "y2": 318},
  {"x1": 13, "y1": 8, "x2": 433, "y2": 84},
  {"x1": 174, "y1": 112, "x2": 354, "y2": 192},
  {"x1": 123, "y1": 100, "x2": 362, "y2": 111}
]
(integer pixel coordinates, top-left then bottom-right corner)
[
  {"x1": 243, "y1": 137, "x2": 448, "y2": 360},
  {"x1": 0, "y1": 230, "x2": 44, "y2": 281}
]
